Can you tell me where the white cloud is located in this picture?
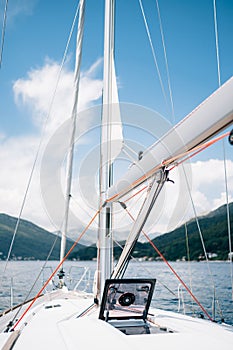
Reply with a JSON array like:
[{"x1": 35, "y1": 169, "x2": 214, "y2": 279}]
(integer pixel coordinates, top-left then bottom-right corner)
[
  {"x1": 191, "y1": 159, "x2": 233, "y2": 212},
  {"x1": 0, "y1": 59, "x2": 103, "y2": 232},
  {"x1": 1, "y1": 58, "x2": 232, "y2": 242},
  {"x1": 13, "y1": 59, "x2": 103, "y2": 134},
  {"x1": 144, "y1": 159, "x2": 233, "y2": 235},
  {"x1": 6, "y1": 0, "x2": 37, "y2": 24}
]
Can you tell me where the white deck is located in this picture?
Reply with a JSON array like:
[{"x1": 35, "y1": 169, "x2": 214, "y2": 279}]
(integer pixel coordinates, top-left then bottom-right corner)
[{"x1": 0, "y1": 289, "x2": 232, "y2": 350}]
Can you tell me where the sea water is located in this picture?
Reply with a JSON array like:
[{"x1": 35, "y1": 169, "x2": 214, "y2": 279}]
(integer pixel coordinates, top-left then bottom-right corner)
[{"x1": 0, "y1": 260, "x2": 232, "y2": 325}]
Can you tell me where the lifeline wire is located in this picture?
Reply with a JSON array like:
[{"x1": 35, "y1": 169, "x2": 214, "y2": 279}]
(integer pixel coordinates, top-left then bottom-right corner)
[
  {"x1": 12, "y1": 207, "x2": 101, "y2": 331},
  {"x1": 9, "y1": 200, "x2": 79, "y2": 325},
  {"x1": 10, "y1": 229, "x2": 62, "y2": 324}
]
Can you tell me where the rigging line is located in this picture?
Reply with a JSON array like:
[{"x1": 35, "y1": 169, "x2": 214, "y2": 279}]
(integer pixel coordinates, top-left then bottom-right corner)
[
  {"x1": 9, "y1": 203, "x2": 73, "y2": 324},
  {"x1": 77, "y1": 303, "x2": 97, "y2": 317},
  {"x1": 168, "y1": 134, "x2": 224, "y2": 171},
  {"x1": 213, "y1": 0, "x2": 221, "y2": 87},
  {"x1": 123, "y1": 143, "x2": 139, "y2": 157},
  {"x1": 138, "y1": 0, "x2": 170, "y2": 110},
  {"x1": 122, "y1": 143, "x2": 140, "y2": 161},
  {"x1": 223, "y1": 142, "x2": 233, "y2": 299},
  {"x1": 124, "y1": 207, "x2": 213, "y2": 321},
  {"x1": 71, "y1": 195, "x2": 98, "y2": 221},
  {"x1": 184, "y1": 223, "x2": 192, "y2": 292},
  {"x1": 124, "y1": 185, "x2": 148, "y2": 203},
  {"x1": 10, "y1": 231, "x2": 62, "y2": 324},
  {"x1": 166, "y1": 131, "x2": 230, "y2": 170},
  {"x1": 213, "y1": 0, "x2": 233, "y2": 300},
  {"x1": 2, "y1": 2, "x2": 81, "y2": 275},
  {"x1": 184, "y1": 222, "x2": 195, "y2": 315},
  {"x1": 155, "y1": 0, "x2": 175, "y2": 123},
  {"x1": 12, "y1": 206, "x2": 101, "y2": 331},
  {"x1": 60, "y1": 0, "x2": 85, "y2": 265},
  {"x1": 181, "y1": 164, "x2": 223, "y2": 321},
  {"x1": 113, "y1": 239, "x2": 177, "y2": 298},
  {"x1": 119, "y1": 184, "x2": 148, "y2": 226},
  {"x1": 0, "y1": 0, "x2": 8, "y2": 69},
  {"x1": 106, "y1": 131, "x2": 230, "y2": 204}
]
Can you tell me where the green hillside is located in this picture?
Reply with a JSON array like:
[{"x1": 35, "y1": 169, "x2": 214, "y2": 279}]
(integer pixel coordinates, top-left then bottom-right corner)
[
  {"x1": 1, "y1": 202, "x2": 232, "y2": 261},
  {"x1": 144, "y1": 202, "x2": 233, "y2": 261},
  {"x1": 69, "y1": 202, "x2": 233, "y2": 261},
  {"x1": 0, "y1": 214, "x2": 81, "y2": 260}
]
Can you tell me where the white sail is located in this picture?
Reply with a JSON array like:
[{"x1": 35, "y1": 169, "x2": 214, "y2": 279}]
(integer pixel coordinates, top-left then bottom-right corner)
[
  {"x1": 107, "y1": 76, "x2": 233, "y2": 203},
  {"x1": 101, "y1": 49, "x2": 123, "y2": 166},
  {"x1": 98, "y1": 0, "x2": 123, "y2": 299},
  {"x1": 2, "y1": 2, "x2": 233, "y2": 348}
]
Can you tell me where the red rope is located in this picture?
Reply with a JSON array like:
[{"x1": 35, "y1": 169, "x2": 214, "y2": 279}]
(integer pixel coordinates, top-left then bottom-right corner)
[
  {"x1": 12, "y1": 208, "x2": 101, "y2": 330},
  {"x1": 13, "y1": 132, "x2": 228, "y2": 329},
  {"x1": 106, "y1": 131, "x2": 230, "y2": 203},
  {"x1": 124, "y1": 185, "x2": 148, "y2": 203},
  {"x1": 125, "y1": 208, "x2": 213, "y2": 322},
  {"x1": 169, "y1": 131, "x2": 230, "y2": 171}
]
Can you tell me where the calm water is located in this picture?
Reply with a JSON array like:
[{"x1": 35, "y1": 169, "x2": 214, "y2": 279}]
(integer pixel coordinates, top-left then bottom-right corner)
[{"x1": 0, "y1": 260, "x2": 232, "y2": 325}]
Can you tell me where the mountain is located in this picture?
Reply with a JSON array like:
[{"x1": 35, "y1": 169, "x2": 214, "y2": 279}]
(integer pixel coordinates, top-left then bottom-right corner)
[
  {"x1": 69, "y1": 202, "x2": 233, "y2": 261},
  {"x1": 143, "y1": 202, "x2": 233, "y2": 261},
  {"x1": 1, "y1": 202, "x2": 232, "y2": 261},
  {"x1": 0, "y1": 214, "x2": 82, "y2": 260}
]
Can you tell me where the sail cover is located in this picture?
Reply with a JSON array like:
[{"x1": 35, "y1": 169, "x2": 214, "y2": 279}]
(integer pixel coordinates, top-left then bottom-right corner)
[
  {"x1": 107, "y1": 76, "x2": 233, "y2": 202},
  {"x1": 101, "y1": 0, "x2": 123, "y2": 167},
  {"x1": 98, "y1": 0, "x2": 123, "y2": 297},
  {"x1": 101, "y1": 51, "x2": 123, "y2": 166}
]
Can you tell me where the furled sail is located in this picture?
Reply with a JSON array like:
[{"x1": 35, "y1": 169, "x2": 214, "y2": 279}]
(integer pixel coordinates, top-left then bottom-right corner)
[
  {"x1": 107, "y1": 76, "x2": 233, "y2": 203},
  {"x1": 97, "y1": 0, "x2": 123, "y2": 299},
  {"x1": 101, "y1": 50, "x2": 123, "y2": 166}
]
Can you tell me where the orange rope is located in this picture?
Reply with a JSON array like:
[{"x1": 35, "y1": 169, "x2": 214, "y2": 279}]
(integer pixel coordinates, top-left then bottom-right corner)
[
  {"x1": 13, "y1": 132, "x2": 229, "y2": 329},
  {"x1": 106, "y1": 131, "x2": 230, "y2": 203},
  {"x1": 169, "y1": 143, "x2": 211, "y2": 171},
  {"x1": 169, "y1": 131, "x2": 230, "y2": 171},
  {"x1": 12, "y1": 208, "x2": 101, "y2": 331},
  {"x1": 163, "y1": 131, "x2": 230, "y2": 168},
  {"x1": 125, "y1": 208, "x2": 213, "y2": 322},
  {"x1": 124, "y1": 185, "x2": 148, "y2": 203}
]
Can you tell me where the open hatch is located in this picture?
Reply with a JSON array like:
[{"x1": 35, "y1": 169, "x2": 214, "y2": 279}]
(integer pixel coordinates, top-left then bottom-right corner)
[{"x1": 99, "y1": 278, "x2": 156, "y2": 335}]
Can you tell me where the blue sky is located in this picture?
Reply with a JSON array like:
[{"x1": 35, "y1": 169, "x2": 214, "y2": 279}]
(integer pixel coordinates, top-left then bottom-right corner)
[
  {"x1": 0, "y1": 0, "x2": 232, "y2": 235},
  {"x1": 2, "y1": 1, "x2": 233, "y2": 127}
]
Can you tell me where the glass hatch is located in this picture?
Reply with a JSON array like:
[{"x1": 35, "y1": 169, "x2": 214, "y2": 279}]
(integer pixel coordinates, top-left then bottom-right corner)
[{"x1": 99, "y1": 278, "x2": 156, "y2": 321}]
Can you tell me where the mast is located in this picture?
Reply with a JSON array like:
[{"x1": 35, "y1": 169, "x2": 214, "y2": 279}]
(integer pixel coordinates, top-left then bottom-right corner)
[
  {"x1": 97, "y1": 0, "x2": 122, "y2": 299},
  {"x1": 59, "y1": 0, "x2": 85, "y2": 279}
]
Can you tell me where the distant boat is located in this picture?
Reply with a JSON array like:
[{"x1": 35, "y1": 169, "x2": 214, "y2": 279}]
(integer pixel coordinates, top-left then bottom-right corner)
[{"x1": 0, "y1": 1, "x2": 233, "y2": 349}]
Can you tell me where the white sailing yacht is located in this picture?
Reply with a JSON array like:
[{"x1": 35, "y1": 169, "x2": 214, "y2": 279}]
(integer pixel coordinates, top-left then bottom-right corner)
[{"x1": 0, "y1": 0, "x2": 233, "y2": 349}]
